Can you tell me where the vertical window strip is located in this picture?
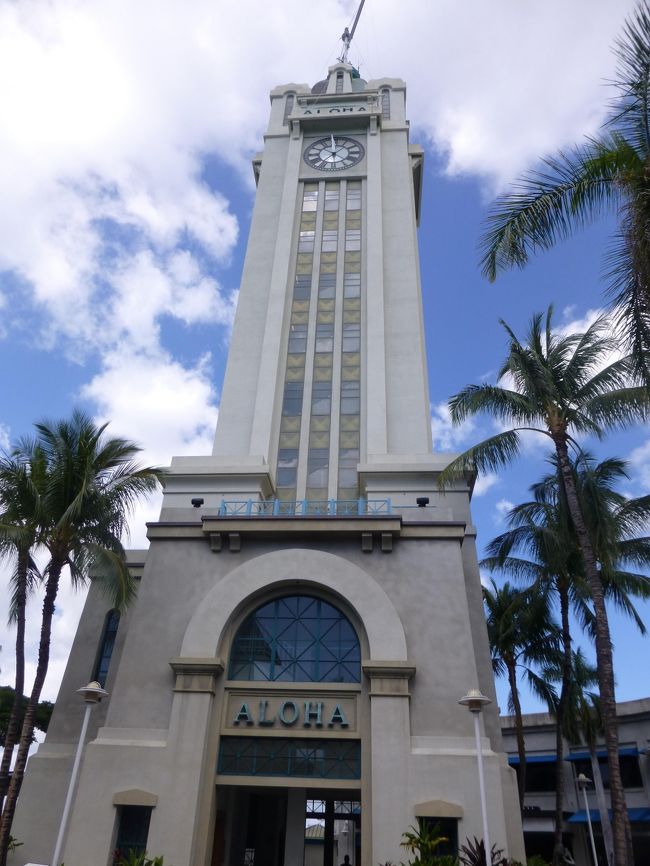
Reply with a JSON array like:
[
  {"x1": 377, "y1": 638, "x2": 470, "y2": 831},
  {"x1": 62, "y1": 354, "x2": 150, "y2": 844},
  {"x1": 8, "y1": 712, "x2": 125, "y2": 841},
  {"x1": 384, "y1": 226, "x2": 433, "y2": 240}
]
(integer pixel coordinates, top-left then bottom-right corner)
[
  {"x1": 338, "y1": 182, "x2": 362, "y2": 499},
  {"x1": 336, "y1": 71, "x2": 344, "y2": 94},
  {"x1": 275, "y1": 183, "x2": 319, "y2": 501},
  {"x1": 283, "y1": 93, "x2": 295, "y2": 126},
  {"x1": 306, "y1": 182, "x2": 339, "y2": 502},
  {"x1": 381, "y1": 88, "x2": 390, "y2": 119}
]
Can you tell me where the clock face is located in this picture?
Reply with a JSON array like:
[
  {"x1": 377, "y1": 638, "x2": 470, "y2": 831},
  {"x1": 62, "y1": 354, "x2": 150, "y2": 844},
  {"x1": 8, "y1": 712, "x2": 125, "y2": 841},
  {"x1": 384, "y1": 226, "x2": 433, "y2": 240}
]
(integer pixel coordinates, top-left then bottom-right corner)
[{"x1": 304, "y1": 135, "x2": 365, "y2": 171}]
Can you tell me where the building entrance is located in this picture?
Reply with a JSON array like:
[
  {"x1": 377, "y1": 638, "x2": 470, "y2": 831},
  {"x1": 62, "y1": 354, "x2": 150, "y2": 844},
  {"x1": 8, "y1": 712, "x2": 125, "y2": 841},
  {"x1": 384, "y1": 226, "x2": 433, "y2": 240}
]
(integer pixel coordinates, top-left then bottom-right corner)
[{"x1": 214, "y1": 787, "x2": 361, "y2": 866}]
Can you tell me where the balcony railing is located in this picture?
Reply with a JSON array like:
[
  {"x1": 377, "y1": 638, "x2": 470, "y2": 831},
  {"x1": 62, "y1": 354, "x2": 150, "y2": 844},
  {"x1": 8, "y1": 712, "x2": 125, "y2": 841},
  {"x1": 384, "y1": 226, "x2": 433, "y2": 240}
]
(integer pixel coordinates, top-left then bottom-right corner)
[{"x1": 216, "y1": 499, "x2": 392, "y2": 517}]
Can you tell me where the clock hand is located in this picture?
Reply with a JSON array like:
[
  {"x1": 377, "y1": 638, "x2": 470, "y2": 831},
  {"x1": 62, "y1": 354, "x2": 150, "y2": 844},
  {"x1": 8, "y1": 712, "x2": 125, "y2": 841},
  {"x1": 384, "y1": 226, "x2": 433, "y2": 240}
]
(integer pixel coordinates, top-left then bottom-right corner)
[{"x1": 331, "y1": 133, "x2": 335, "y2": 151}]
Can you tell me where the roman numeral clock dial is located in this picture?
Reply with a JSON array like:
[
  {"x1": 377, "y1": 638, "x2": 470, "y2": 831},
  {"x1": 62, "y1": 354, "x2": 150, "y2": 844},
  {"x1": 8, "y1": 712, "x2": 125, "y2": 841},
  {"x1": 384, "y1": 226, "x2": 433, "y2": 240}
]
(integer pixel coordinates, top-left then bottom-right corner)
[{"x1": 304, "y1": 134, "x2": 365, "y2": 171}]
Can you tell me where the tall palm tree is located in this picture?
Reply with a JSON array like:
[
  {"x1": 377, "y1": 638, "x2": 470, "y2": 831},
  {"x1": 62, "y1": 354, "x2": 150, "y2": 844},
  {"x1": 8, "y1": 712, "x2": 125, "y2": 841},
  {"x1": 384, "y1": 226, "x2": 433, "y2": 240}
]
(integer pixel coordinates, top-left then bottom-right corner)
[
  {"x1": 482, "y1": 578, "x2": 559, "y2": 809},
  {"x1": 482, "y1": 454, "x2": 650, "y2": 863},
  {"x1": 0, "y1": 446, "x2": 47, "y2": 810},
  {"x1": 440, "y1": 308, "x2": 650, "y2": 866},
  {"x1": 0, "y1": 412, "x2": 161, "y2": 866},
  {"x1": 479, "y1": 1, "x2": 650, "y2": 381}
]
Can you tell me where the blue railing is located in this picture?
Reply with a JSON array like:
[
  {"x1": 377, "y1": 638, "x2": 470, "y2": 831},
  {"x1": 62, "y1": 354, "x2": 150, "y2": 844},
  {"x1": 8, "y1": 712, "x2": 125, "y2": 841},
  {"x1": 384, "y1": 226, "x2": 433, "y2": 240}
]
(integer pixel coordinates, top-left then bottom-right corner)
[{"x1": 217, "y1": 498, "x2": 392, "y2": 517}]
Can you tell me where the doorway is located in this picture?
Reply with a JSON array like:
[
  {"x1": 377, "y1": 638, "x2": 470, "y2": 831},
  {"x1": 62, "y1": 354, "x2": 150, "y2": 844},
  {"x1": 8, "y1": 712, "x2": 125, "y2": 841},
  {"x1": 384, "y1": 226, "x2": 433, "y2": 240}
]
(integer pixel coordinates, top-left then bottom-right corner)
[{"x1": 304, "y1": 797, "x2": 361, "y2": 866}]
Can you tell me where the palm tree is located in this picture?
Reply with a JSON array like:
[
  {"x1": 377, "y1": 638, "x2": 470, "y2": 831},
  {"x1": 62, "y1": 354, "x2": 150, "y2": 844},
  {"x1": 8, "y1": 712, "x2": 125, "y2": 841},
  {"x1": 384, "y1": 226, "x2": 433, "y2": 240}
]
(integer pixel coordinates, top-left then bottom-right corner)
[
  {"x1": 482, "y1": 578, "x2": 559, "y2": 809},
  {"x1": 482, "y1": 454, "x2": 650, "y2": 863},
  {"x1": 480, "y1": 1, "x2": 650, "y2": 381},
  {"x1": 440, "y1": 307, "x2": 650, "y2": 866},
  {"x1": 0, "y1": 412, "x2": 161, "y2": 866},
  {"x1": 0, "y1": 445, "x2": 47, "y2": 810},
  {"x1": 562, "y1": 651, "x2": 614, "y2": 866}
]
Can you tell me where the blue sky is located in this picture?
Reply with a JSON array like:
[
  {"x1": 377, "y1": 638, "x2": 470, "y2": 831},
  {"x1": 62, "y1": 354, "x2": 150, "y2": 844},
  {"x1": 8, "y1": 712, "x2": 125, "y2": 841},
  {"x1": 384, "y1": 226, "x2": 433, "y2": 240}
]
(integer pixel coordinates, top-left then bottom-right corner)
[{"x1": 0, "y1": 0, "x2": 648, "y2": 713}]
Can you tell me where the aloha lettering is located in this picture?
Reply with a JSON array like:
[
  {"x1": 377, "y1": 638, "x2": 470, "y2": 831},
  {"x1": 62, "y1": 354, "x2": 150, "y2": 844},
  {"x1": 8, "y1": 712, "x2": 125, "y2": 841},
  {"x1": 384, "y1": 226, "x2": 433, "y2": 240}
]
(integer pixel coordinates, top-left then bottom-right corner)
[{"x1": 232, "y1": 700, "x2": 349, "y2": 728}]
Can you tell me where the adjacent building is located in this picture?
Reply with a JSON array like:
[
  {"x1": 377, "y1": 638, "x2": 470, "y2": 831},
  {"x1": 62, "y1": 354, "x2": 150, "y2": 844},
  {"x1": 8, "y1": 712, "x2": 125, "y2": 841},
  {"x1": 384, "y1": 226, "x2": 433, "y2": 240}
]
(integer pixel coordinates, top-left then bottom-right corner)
[
  {"x1": 11, "y1": 61, "x2": 524, "y2": 866},
  {"x1": 501, "y1": 699, "x2": 650, "y2": 865}
]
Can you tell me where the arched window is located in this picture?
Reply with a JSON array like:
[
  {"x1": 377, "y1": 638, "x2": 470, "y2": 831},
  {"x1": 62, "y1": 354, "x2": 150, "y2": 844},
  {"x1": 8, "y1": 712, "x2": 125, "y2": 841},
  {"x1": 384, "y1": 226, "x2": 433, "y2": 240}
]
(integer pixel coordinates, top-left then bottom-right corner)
[
  {"x1": 94, "y1": 609, "x2": 120, "y2": 687},
  {"x1": 229, "y1": 595, "x2": 360, "y2": 683}
]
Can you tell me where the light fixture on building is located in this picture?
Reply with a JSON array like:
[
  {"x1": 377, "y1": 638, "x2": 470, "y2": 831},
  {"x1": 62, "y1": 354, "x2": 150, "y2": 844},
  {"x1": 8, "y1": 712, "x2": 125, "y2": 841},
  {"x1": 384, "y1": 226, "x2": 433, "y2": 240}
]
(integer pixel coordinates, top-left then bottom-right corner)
[
  {"x1": 459, "y1": 689, "x2": 492, "y2": 861},
  {"x1": 51, "y1": 681, "x2": 108, "y2": 866},
  {"x1": 191, "y1": 497, "x2": 205, "y2": 508},
  {"x1": 576, "y1": 773, "x2": 598, "y2": 866},
  {"x1": 416, "y1": 496, "x2": 429, "y2": 507}
]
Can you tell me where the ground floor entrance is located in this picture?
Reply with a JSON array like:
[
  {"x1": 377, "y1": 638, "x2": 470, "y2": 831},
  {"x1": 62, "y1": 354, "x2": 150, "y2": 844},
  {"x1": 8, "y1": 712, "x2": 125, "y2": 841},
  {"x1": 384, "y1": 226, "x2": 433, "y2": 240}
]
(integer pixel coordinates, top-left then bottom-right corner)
[{"x1": 213, "y1": 787, "x2": 361, "y2": 866}]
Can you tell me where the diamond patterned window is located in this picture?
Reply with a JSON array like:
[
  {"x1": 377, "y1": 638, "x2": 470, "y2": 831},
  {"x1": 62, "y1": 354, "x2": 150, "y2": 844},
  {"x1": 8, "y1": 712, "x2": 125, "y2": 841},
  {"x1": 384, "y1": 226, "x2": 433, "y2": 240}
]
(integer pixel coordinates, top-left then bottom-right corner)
[
  {"x1": 229, "y1": 595, "x2": 361, "y2": 682},
  {"x1": 218, "y1": 737, "x2": 361, "y2": 779}
]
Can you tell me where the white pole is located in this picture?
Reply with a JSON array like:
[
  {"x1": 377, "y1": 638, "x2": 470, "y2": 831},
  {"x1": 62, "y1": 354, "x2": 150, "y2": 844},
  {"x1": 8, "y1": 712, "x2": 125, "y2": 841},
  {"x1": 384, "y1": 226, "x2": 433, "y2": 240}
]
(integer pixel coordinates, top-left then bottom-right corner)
[
  {"x1": 472, "y1": 710, "x2": 491, "y2": 863},
  {"x1": 582, "y1": 784, "x2": 599, "y2": 866},
  {"x1": 51, "y1": 702, "x2": 92, "y2": 866}
]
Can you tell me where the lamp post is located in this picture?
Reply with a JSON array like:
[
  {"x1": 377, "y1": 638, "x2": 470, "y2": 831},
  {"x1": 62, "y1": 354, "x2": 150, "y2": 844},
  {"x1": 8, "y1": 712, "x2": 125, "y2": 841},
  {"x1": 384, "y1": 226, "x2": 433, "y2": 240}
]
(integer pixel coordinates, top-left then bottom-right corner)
[
  {"x1": 576, "y1": 773, "x2": 599, "y2": 866},
  {"x1": 459, "y1": 689, "x2": 492, "y2": 864},
  {"x1": 51, "y1": 681, "x2": 108, "y2": 866}
]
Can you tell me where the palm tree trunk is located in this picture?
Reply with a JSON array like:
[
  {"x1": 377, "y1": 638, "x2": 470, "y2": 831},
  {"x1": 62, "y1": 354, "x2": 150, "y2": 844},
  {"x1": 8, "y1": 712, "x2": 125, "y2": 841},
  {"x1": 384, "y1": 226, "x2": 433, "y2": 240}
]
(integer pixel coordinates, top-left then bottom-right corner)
[
  {"x1": 506, "y1": 656, "x2": 527, "y2": 809},
  {"x1": 553, "y1": 435, "x2": 632, "y2": 866},
  {"x1": 552, "y1": 586, "x2": 573, "y2": 865},
  {"x1": 591, "y1": 745, "x2": 614, "y2": 866},
  {"x1": 0, "y1": 563, "x2": 61, "y2": 866},
  {"x1": 0, "y1": 549, "x2": 28, "y2": 812}
]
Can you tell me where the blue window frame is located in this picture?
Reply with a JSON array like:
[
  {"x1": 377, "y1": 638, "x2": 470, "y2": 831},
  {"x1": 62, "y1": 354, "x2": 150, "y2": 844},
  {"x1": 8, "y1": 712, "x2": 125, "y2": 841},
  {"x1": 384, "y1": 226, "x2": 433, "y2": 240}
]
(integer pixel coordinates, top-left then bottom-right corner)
[
  {"x1": 229, "y1": 595, "x2": 360, "y2": 682},
  {"x1": 94, "y1": 609, "x2": 120, "y2": 687}
]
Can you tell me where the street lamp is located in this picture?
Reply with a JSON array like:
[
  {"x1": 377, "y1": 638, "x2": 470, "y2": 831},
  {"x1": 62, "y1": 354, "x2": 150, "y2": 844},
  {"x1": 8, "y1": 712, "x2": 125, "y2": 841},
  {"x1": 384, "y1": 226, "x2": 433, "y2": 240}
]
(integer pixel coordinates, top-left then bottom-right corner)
[
  {"x1": 576, "y1": 773, "x2": 599, "y2": 866},
  {"x1": 51, "y1": 681, "x2": 108, "y2": 866},
  {"x1": 459, "y1": 689, "x2": 492, "y2": 863}
]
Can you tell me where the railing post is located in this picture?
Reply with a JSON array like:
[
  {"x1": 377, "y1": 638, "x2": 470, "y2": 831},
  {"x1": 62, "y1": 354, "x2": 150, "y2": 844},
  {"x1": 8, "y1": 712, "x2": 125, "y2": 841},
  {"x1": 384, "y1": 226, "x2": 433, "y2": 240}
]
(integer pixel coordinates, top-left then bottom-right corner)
[
  {"x1": 246, "y1": 499, "x2": 253, "y2": 517},
  {"x1": 273, "y1": 498, "x2": 280, "y2": 516},
  {"x1": 386, "y1": 498, "x2": 392, "y2": 514},
  {"x1": 219, "y1": 499, "x2": 226, "y2": 516},
  {"x1": 357, "y1": 497, "x2": 365, "y2": 515},
  {"x1": 330, "y1": 499, "x2": 337, "y2": 515}
]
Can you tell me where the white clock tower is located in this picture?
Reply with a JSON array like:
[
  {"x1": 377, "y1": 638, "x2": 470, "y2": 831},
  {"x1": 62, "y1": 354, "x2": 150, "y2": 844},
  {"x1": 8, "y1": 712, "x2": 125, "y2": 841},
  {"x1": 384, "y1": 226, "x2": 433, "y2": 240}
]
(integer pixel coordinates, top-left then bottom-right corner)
[{"x1": 12, "y1": 62, "x2": 525, "y2": 866}]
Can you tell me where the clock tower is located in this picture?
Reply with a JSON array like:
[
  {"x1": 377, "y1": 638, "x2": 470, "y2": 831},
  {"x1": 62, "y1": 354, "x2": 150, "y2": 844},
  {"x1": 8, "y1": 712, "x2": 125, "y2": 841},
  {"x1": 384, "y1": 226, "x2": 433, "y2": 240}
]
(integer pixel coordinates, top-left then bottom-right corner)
[{"x1": 12, "y1": 63, "x2": 525, "y2": 866}]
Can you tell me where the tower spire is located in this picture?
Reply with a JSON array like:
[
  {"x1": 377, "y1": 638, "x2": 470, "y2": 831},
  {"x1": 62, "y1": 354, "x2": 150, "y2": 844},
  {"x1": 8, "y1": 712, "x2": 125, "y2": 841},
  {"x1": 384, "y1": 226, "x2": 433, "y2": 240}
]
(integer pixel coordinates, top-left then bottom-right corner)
[{"x1": 339, "y1": 0, "x2": 366, "y2": 63}]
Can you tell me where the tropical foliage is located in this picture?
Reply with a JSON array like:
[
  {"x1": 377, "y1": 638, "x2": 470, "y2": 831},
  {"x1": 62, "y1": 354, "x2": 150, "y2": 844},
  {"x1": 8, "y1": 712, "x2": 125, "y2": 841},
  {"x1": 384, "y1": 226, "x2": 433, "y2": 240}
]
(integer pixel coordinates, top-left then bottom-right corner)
[
  {"x1": 480, "y1": 1, "x2": 650, "y2": 381},
  {"x1": 441, "y1": 307, "x2": 650, "y2": 865},
  {"x1": 0, "y1": 411, "x2": 161, "y2": 866}
]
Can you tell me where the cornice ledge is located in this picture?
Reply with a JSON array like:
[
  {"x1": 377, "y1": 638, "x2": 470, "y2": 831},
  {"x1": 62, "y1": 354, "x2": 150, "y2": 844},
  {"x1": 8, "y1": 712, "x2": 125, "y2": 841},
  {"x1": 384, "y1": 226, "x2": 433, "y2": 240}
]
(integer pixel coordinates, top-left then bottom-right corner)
[{"x1": 362, "y1": 660, "x2": 416, "y2": 679}]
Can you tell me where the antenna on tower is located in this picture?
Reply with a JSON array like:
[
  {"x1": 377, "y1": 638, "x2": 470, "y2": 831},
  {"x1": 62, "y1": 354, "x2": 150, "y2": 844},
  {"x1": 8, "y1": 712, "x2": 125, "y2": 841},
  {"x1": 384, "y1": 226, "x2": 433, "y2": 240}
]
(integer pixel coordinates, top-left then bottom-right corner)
[{"x1": 339, "y1": 0, "x2": 366, "y2": 64}]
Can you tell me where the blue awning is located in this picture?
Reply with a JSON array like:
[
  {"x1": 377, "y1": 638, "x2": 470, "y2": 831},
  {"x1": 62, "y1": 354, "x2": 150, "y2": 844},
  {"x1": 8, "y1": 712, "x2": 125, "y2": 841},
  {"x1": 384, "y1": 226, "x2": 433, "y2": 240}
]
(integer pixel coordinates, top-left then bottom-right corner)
[
  {"x1": 568, "y1": 808, "x2": 650, "y2": 824},
  {"x1": 565, "y1": 747, "x2": 639, "y2": 762},
  {"x1": 508, "y1": 754, "x2": 556, "y2": 766}
]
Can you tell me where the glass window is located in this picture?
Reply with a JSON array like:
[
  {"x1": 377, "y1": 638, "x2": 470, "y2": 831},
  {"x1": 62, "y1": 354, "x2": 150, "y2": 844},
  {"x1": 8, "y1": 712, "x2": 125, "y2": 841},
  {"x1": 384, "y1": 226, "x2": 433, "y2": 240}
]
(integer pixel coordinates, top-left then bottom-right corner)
[
  {"x1": 344, "y1": 273, "x2": 361, "y2": 298},
  {"x1": 218, "y1": 737, "x2": 360, "y2": 779},
  {"x1": 94, "y1": 609, "x2": 120, "y2": 687},
  {"x1": 346, "y1": 183, "x2": 361, "y2": 210},
  {"x1": 288, "y1": 323, "x2": 308, "y2": 354},
  {"x1": 282, "y1": 382, "x2": 303, "y2": 416},
  {"x1": 324, "y1": 186, "x2": 340, "y2": 211},
  {"x1": 522, "y1": 762, "x2": 557, "y2": 793},
  {"x1": 321, "y1": 230, "x2": 338, "y2": 252},
  {"x1": 336, "y1": 71, "x2": 344, "y2": 94},
  {"x1": 277, "y1": 449, "x2": 299, "y2": 486},
  {"x1": 311, "y1": 382, "x2": 332, "y2": 415},
  {"x1": 307, "y1": 450, "x2": 329, "y2": 488},
  {"x1": 298, "y1": 230, "x2": 315, "y2": 253},
  {"x1": 345, "y1": 229, "x2": 361, "y2": 251},
  {"x1": 342, "y1": 322, "x2": 361, "y2": 352},
  {"x1": 316, "y1": 323, "x2": 334, "y2": 353},
  {"x1": 229, "y1": 595, "x2": 361, "y2": 682},
  {"x1": 319, "y1": 274, "x2": 336, "y2": 298},
  {"x1": 303, "y1": 184, "x2": 318, "y2": 211},
  {"x1": 341, "y1": 381, "x2": 360, "y2": 414},
  {"x1": 573, "y1": 756, "x2": 643, "y2": 790},
  {"x1": 294, "y1": 275, "x2": 312, "y2": 299},
  {"x1": 114, "y1": 806, "x2": 152, "y2": 864}
]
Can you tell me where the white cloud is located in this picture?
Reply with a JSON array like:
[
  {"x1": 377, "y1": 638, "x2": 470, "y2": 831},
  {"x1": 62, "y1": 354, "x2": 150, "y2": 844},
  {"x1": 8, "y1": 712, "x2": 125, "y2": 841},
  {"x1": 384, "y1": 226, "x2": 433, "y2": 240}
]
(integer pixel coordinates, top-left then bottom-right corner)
[
  {"x1": 431, "y1": 401, "x2": 483, "y2": 452},
  {"x1": 495, "y1": 498, "x2": 515, "y2": 525},
  {"x1": 0, "y1": 423, "x2": 9, "y2": 452},
  {"x1": 473, "y1": 472, "x2": 499, "y2": 497},
  {"x1": 628, "y1": 438, "x2": 650, "y2": 491}
]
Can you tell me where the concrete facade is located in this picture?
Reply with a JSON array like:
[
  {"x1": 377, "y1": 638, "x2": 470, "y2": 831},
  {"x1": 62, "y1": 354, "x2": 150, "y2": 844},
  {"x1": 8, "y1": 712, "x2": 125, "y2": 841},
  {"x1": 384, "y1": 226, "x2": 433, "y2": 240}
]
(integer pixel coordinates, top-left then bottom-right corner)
[
  {"x1": 501, "y1": 700, "x2": 650, "y2": 866},
  {"x1": 11, "y1": 63, "x2": 524, "y2": 866}
]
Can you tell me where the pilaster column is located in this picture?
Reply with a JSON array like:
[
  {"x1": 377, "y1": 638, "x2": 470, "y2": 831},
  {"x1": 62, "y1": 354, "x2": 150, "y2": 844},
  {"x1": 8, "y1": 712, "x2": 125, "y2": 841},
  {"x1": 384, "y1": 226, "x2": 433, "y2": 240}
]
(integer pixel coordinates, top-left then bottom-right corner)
[{"x1": 363, "y1": 661, "x2": 415, "y2": 865}]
